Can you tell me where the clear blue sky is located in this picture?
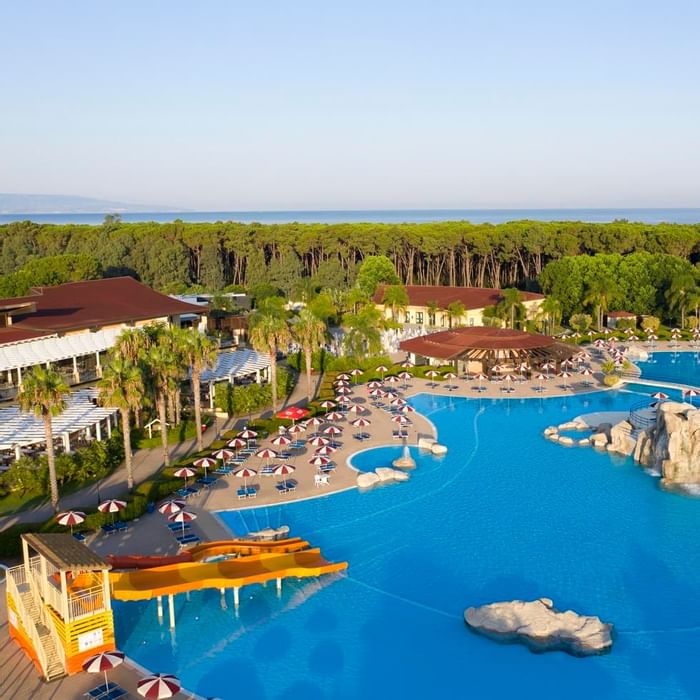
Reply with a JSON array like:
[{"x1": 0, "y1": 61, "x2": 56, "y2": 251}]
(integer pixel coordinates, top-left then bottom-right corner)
[{"x1": 1, "y1": 1, "x2": 698, "y2": 210}]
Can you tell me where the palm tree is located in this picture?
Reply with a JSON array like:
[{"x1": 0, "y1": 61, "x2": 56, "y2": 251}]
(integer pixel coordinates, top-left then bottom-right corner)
[
  {"x1": 113, "y1": 327, "x2": 151, "y2": 427},
  {"x1": 446, "y1": 301, "x2": 466, "y2": 329},
  {"x1": 98, "y1": 357, "x2": 144, "y2": 491},
  {"x1": 249, "y1": 299, "x2": 291, "y2": 412},
  {"x1": 146, "y1": 340, "x2": 179, "y2": 467},
  {"x1": 180, "y1": 330, "x2": 219, "y2": 452},
  {"x1": 583, "y1": 273, "x2": 619, "y2": 330},
  {"x1": 538, "y1": 297, "x2": 562, "y2": 335},
  {"x1": 481, "y1": 304, "x2": 502, "y2": 327},
  {"x1": 499, "y1": 289, "x2": 525, "y2": 329},
  {"x1": 342, "y1": 304, "x2": 385, "y2": 356},
  {"x1": 291, "y1": 308, "x2": 327, "y2": 402},
  {"x1": 665, "y1": 274, "x2": 698, "y2": 329},
  {"x1": 381, "y1": 285, "x2": 409, "y2": 322},
  {"x1": 426, "y1": 300, "x2": 440, "y2": 327},
  {"x1": 17, "y1": 366, "x2": 69, "y2": 512}
]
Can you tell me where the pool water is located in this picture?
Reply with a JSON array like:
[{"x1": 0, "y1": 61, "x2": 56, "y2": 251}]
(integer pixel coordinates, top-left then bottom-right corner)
[
  {"x1": 635, "y1": 350, "x2": 700, "y2": 387},
  {"x1": 114, "y1": 383, "x2": 700, "y2": 699}
]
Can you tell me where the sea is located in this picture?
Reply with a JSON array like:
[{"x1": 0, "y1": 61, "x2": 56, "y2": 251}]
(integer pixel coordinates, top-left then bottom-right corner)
[{"x1": 1, "y1": 208, "x2": 699, "y2": 226}]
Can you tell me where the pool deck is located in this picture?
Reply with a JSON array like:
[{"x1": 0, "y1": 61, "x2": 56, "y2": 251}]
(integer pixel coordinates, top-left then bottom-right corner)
[{"x1": 3, "y1": 343, "x2": 679, "y2": 699}]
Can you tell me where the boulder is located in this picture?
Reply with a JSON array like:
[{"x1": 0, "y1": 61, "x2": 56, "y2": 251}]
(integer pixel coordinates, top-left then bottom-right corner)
[
  {"x1": 546, "y1": 431, "x2": 559, "y2": 442},
  {"x1": 608, "y1": 420, "x2": 637, "y2": 456},
  {"x1": 578, "y1": 438, "x2": 591, "y2": 446},
  {"x1": 590, "y1": 432, "x2": 609, "y2": 449},
  {"x1": 558, "y1": 436, "x2": 574, "y2": 446},
  {"x1": 417, "y1": 437, "x2": 436, "y2": 450},
  {"x1": 357, "y1": 472, "x2": 380, "y2": 489},
  {"x1": 431, "y1": 443, "x2": 448, "y2": 455},
  {"x1": 375, "y1": 467, "x2": 409, "y2": 482},
  {"x1": 558, "y1": 421, "x2": 582, "y2": 431},
  {"x1": 645, "y1": 402, "x2": 700, "y2": 483},
  {"x1": 464, "y1": 598, "x2": 613, "y2": 656},
  {"x1": 543, "y1": 426, "x2": 558, "y2": 437}
]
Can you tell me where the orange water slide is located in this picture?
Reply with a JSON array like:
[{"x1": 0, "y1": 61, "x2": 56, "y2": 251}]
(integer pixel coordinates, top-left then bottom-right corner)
[
  {"x1": 188, "y1": 538, "x2": 311, "y2": 560},
  {"x1": 109, "y1": 549, "x2": 347, "y2": 601}
]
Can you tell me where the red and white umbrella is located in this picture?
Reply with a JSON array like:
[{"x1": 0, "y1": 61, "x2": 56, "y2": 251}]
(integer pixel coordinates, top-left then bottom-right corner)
[
  {"x1": 474, "y1": 372, "x2": 487, "y2": 390},
  {"x1": 193, "y1": 456, "x2": 217, "y2": 478},
  {"x1": 399, "y1": 404, "x2": 415, "y2": 414},
  {"x1": 335, "y1": 386, "x2": 353, "y2": 395},
  {"x1": 233, "y1": 467, "x2": 257, "y2": 489},
  {"x1": 368, "y1": 388, "x2": 384, "y2": 397},
  {"x1": 534, "y1": 372, "x2": 548, "y2": 392},
  {"x1": 137, "y1": 673, "x2": 181, "y2": 699},
  {"x1": 651, "y1": 391, "x2": 668, "y2": 400},
  {"x1": 271, "y1": 435, "x2": 292, "y2": 446},
  {"x1": 376, "y1": 365, "x2": 389, "y2": 379},
  {"x1": 491, "y1": 364, "x2": 504, "y2": 373},
  {"x1": 444, "y1": 372, "x2": 457, "y2": 380},
  {"x1": 83, "y1": 650, "x2": 125, "y2": 693},
  {"x1": 559, "y1": 371, "x2": 572, "y2": 389},
  {"x1": 385, "y1": 375, "x2": 401, "y2": 384},
  {"x1": 347, "y1": 404, "x2": 365, "y2": 415},
  {"x1": 212, "y1": 449, "x2": 234, "y2": 462},
  {"x1": 309, "y1": 455, "x2": 330, "y2": 466},
  {"x1": 56, "y1": 510, "x2": 85, "y2": 535},
  {"x1": 323, "y1": 425, "x2": 343, "y2": 436},
  {"x1": 392, "y1": 414, "x2": 411, "y2": 425},
  {"x1": 315, "y1": 445, "x2": 337, "y2": 455},
  {"x1": 683, "y1": 388, "x2": 700, "y2": 403},
  {"x1": 273, "y1": 463, "x2": 296, "y2": 476},
  {"x1": 238, "y1": 429, "x2": 258, "y2": 443},
  {"x1": 351, "y1": 417, "x2": 371, "y2": 428},
  {"x1": 350, "y1": 368, "x2": 364, "y2": 376},
  {"x1": 336, "y1": 373, "x2": 351, "y2": 381},
  {"x1": 158, "y1": 499, "x2": 186, "y2": 516},
  {"x1": 227, "y1": 437, "x2": 246, "y2": 449},
  {"x1": 287, "y1": 423, "x2": 306, "y2": 434},
  {"x1": 390, "y1": 397, "x2": 407, "y2": 406},
  {"x1": 173, "y1": 467, "x2": 197, "y2": 487},
  {"x1": 334, "y1": 379, "x2": 350, "y2": 387},
  {"x1": 168, "y1": 510, "x2": 197, "y2": 537},
  {"x1": 325, "y1": 411, "x2": 344, "y2": 421},
  {"x1": 306, "y1": 416, "x2": 325, "y2": 427},
  {"x1": 398, "y1": 371, "x2": 412, "y2": 379},
  {"x1": 401, "y1": 360, "x2": 415, "y2": 368},
  {"x1": 255, "y1": 448, "x2": 278, "y2": 466},
  {"x1": 308, "y1": 436, "x2": 330, "y2": 447},
  {"x1": 367, "y1": 381, "x2": 382, "y2": 390},
  {"x1": 98, "y1": 499, "x2": 127, "y2": 524},
  {"x1": 319, "y1": 400, "x2": 336, "y2": 409},
  {"x1": 425, "y1": 370, "x2": 439, "y2": 379},
  {"x1": 336, "y1": 395, "x2": 351, "y2": 405}
]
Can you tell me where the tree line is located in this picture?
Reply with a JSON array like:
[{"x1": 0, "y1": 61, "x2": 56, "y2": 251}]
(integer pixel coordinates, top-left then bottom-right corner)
[{"x1": 1, "y1": 218, "x2": 698, "y2": 295}]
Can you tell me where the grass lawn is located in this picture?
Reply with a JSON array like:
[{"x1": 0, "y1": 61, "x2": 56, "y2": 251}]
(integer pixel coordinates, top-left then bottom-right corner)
[{"x1": 133, "y1": 418, "x2": 212, "y2": 450}]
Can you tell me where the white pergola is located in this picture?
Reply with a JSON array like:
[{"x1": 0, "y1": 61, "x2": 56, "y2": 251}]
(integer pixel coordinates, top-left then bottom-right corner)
[
  {"x1": 0, "y1": 328, "x2": 122, "y2": 381},
  {"x1": 0, "y1": 389, "x2": 118, "y2": 459},
  {"x1": 199, "y1": 349, "x2": 271, "y2": 409}
]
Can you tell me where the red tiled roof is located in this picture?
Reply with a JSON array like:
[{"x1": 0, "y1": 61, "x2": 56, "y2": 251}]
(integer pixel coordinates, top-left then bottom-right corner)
[
  {"x1": 373, "y1": 285, "x2": 543, "y2": 310},
  {"x1": 400, "y1": 326, "x2": 558, "y2": 360},
  {"x1": 607, "y1": 311, "x2": 636, "y2": 318},
  {"x1": 0, "y1": 277, "x2": 204, "y2": 345}
]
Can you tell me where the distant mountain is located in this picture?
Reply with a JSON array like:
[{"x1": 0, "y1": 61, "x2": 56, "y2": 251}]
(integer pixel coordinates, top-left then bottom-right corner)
[{"x1": 0, "y1": 193, "x2": 186, "y2": 214}]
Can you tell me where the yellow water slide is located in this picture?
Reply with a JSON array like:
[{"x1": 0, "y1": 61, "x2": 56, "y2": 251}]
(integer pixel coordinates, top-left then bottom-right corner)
[{"x1": 109, "y1": 548, "x2": 347, "y2": 601}]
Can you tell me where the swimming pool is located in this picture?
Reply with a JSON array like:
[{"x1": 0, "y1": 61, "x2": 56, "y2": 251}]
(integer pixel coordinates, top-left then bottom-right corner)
[{"x1": 114, "y1": 386, "x2": 700, "y2": 699}]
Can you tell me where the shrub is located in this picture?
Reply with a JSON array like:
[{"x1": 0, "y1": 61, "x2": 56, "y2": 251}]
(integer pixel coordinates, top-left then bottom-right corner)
[
  {"x1": 603, "y1": 374, "x2": 620, "y2": 387},
  {"x1": 213, "y1": 367, "x2": 294, "y2": 416}
]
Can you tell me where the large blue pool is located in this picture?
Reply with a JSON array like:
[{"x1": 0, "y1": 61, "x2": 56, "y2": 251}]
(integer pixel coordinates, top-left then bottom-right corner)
[
  {"x1": 114, "y1": 358, "x2": 700, "y2": 699},
  {"x1": 636, "y1": 349, "x2": 700, "y2": 387}
]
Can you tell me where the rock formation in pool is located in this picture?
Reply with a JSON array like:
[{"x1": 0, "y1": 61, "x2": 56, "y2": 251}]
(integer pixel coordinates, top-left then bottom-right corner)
[
  {"x1": 632, "y1": 401, "x2": 700, "y2": 483},
  {"x1": 464, "y1": 598, "x2": 613, "y2": 656}
]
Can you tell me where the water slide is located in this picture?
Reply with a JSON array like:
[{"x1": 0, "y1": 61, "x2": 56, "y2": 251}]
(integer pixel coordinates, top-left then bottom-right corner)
[
  {"x1": 110, "y1": 548, "x2": 347, "y2": 601},
  {"x1": 106, "y1": 538, "x2": 312, "y2": 570}
]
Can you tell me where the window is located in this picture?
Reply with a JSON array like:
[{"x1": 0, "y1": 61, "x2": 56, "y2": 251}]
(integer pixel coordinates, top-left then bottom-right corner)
[
  {"x1": 416, "y1": 312, "x2": 424, "y2": 325},
  {"x1": 428, "y1": 313, "x2": 435, "y2": 326},
  {"x1": 469, "y1": 317, "x2": 475, "y2": 326},
  {"x1": 404, "y1": 311, "x2": 411, "y2": 324}
]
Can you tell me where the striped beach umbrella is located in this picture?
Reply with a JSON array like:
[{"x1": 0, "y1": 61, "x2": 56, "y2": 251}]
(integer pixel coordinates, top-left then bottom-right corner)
[
  {"x1": 534, "y1": 372, "x2": 547, "y2": 392},
  {"x1": 651, "y1": 391, "x2": 669, "y2": 400},
  {"x1": 347, "y1": 404, "x2": 365, "y2": 415},
  {"x1": 137, "y1": 673, "x2": 181, "y2": 699},
  {"x1": 168, "y1": 510, "x2": 197, "y2": 537},
  {"x1": 84, "y1": 650, "x2": 125, "y2": 693},
  {"x1": 325, "y1": 411, "x2": 344, "y2": 421},
  {"x1": 558, "y1": 371, "x2": 572, "y2": 389},
  {"x1": 306, "y1": 416, "x2": 325, "y2": 427},
  {"x1": 385, "y1": 375, "x2": 401, "y2": 385},
  {"x1": 271, "y1": 434, "x2": 292, "y2": 446},
  {"x1": 309, "y1": 455, "x2": 330, "y2": 466},
  {"x1": 323, "y1": 425, "x2": 343, "y2": 436},
  {"x1": 401, "y1": 360, "x2": 414, "y2": 368},
  {"x1": 392, "y1": 414, "x2": 411, "y2": 425},
  {"x1": 368, "y1": 388, "x2": 384, "y2": 397},
  {"x1": 232, "y1": 467, "x2": 257, "y2": 488},
  {"x1": 336, "y1": 373, "x2": 351, "y2": 381},
  {"x1": 308, "y1": 436, "x2": 329, "y2": 447},
  {"x1": 390, "y1": 397, "x2": 407, "y2": 406},
  {"x1": 336, "y1": 395, "x2": 351, "y2": 405},
  {"x1": 425, "y1": 369, "x2": 439, "y2": 378},
  {"x1": 173, "y1": 467, "x2": 197, "y2": 487},
  {"x1": 367, "y1": 381, "x2": 382, "y2": 390},
  {"x1": 399, "y1": 404, "x2": 415, "y2": 414},
  {"x1": 376, "y1": 365, "x2": 389, "y2": 379},
  {"x1": 315, "y1": 445, "x2": 337, "y2": 455},
  {"x1": 273, "y1": 463, "x2": 296, "y2": 476},
  {"x1": 98, "y1": 499, "x2": 127, "y2": 524},
  {"x1": 335, "y1": 386, "x2": 352, "y2": 395},
  {"x1": 158, "y1": 499, "x2": 186, "y2": 516},
  {"x1": 255, "y1": 448, "x2": 278, "y2": 466},
  {"x1": 237, "y1": 429, "x2": 258, "y2": 446},
  {"x1": 287, "y1": 423, "x2": 306, "y2": 434},
  {"x1": 319, "y1": 400, "x2": 336, "y2": 409},
  {"x1": 194, "y1": 456, "x2": 218, "y2": 478},
  {"x1": 212, "y1": 449, "x2": 234, "y2": 462},
  {"x1": 56, "y1": 510, "x2": 85, "y2": 535}
]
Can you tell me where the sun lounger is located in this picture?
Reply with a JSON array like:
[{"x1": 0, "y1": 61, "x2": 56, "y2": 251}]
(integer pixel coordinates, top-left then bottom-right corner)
[
  {"x1": 85, "y1": 683, "x2": 128, "y2": 699},
  {"x1": 101, "y1": 523, "x2": 116, "y2": 535},
  {"x1": 184, "y1": 485, "x2": 200, "y2": 495},
  {"x1": 197, "y1": 476, "x2": 217, "y2": 486},
  {"x1": 246, "y1": 486, "x2": 258, "y2": 498},
  {"x1": 275, "y1": 482, "x2": 289, "y2": 494},
  {"x1": 114, "y1": 520, "x2": 128, "y2": 532},
  {"x1": 73, "y1": 532, "x2": 87, "y2": 542},
  {"x1": 177, "y1": 534, "x2": 200, "y2": 545},
  {"x1": 237, "y1": 488, "x2": 247, "y2": 499},
  {"x1": 283, "y1": 479, "x2": 297, "y2": 491},
  {"x1": 167, "y1": 522, "x2": 191, "y2": 532},
  {"x1": 472, "y1": 386, "x2": 487, "y2": 392}
]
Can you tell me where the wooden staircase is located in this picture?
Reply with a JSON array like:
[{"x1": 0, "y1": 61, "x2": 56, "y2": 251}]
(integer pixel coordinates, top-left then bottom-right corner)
[{"x1": 17, "y1": 583, "x2": 65, "y2": 681}]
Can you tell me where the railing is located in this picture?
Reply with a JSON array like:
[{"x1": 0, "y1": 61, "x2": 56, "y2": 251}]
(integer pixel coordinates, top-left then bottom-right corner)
[
  {"x1": 6, "y1": 565, "x2": 50, "y2": 678},
  {"x1": 69, "y1": 584, "x2": 106, "y2": 620},
  {"x1": 629, "y1": 399, "x2": 657, "y2": 430}
]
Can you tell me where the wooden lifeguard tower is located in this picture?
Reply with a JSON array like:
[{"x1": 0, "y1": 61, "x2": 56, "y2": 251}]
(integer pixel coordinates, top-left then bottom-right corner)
[{"x1": 5, "y1": 533, "x2": 115, "y2": 680}]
